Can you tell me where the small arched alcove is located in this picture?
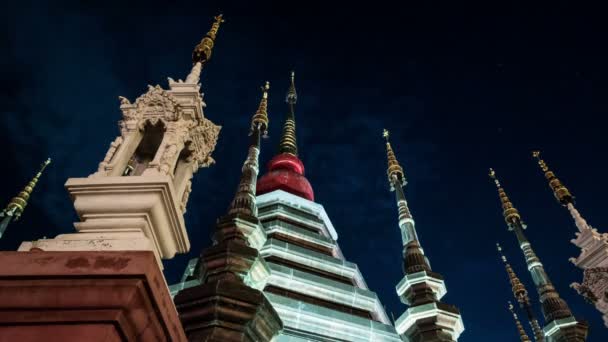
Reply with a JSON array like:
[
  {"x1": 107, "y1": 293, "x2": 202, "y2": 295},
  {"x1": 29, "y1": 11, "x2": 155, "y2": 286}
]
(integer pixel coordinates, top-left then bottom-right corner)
[{"x1": 124, "y1": 121, "x2": 165, "y2": 176}]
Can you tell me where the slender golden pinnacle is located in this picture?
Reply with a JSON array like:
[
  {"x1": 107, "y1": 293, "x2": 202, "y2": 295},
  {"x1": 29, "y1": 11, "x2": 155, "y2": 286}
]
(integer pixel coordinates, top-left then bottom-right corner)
[
  {"x1": 251, "y1": 81, "x2": 270, "y2": 135},
  {"x1": 497, "y1": 243, "x2": 529, "y2": 303},
  {"x1": 532, "y1": 150, "x2": 574, "y2": 205},
  {"x1": 192, "y1": 14, "x2": 225, "y2": 65},
  {"x1": 508, "y1": 301, "x2": 532, "y2": 342},
  {"x1": 279, "y1": 71, "x2": 298, "y2": 155},
  {"x1": 489, "y1": 168, "x2": 522, "y2": 227},
  {"x1": 384, "y1": 129, "x2": 405, "y2": 188},
  {"x1": 2, "y1": 158, "x2": 51, "y2": 221},
  {"x1": 286, "y1": 70, "x2": 297, "y2": 104}
]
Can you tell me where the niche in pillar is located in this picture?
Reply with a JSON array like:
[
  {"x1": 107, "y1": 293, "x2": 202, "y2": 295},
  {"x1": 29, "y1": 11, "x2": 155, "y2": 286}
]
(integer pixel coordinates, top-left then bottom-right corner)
[{"x1": 124, "y1": 121, "x2": 165, "y2": 176}]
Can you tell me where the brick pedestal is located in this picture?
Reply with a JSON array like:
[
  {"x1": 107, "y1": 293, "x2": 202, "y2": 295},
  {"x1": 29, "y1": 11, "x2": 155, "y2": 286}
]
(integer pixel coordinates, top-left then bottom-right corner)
[{"x1": 0, "y1": 251, "x2": 186, "y2": 342}]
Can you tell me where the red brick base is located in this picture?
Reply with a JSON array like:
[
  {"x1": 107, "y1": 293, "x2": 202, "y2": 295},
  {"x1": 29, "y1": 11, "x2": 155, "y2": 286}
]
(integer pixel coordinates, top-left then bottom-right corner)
[{"x1": 0, "y1": 251, "x2": 186, "y2": 342}]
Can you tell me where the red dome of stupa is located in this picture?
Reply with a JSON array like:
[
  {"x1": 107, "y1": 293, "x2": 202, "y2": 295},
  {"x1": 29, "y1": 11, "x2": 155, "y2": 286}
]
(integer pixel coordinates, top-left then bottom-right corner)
[{"x1": 256, "y1": 153, "x2": 314, "y2": 201}]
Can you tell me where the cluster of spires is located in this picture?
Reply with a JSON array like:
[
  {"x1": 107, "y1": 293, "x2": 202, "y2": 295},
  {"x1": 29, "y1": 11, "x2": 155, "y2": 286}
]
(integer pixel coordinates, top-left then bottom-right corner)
[{"x1": 0, "y1": 14, "x2": 601, "y2": 342}]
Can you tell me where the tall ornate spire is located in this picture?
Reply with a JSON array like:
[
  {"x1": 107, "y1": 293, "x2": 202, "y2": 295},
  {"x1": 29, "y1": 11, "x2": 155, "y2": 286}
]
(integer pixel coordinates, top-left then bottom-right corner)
[
  {"x1": 489, "y1": 168, "x2": 588, "y2": 342},
  {"x1": 532, "y1": 151, "x2": 592, "y2": 234},
  {"x1": 278, "y1": 71, "x2": 298, "y2": 156},
  {"x1": 497, "y1": 243, "x2": 544, "y2": 341},
  {"x1": 186, "y1": 14, "x2": 225, "y2": 83},
  {"x1": 532, "y1": 151, "x2": 574, "y2": 206},
  {"x1": 385, "y1": 129, "x2": 463, "y2": 341},
  {"x1": 509, "y1": 301, "x2": 533, "y2": 342},
  {"x1": 0, "y1": 158, "x2": 51, "y2": 238},
  {"x1": 228, "y1": 82, "x2": 269, "y2": 217},
  {"x1": 174, "y1": 81, "x2": 283, "y2": 341}
]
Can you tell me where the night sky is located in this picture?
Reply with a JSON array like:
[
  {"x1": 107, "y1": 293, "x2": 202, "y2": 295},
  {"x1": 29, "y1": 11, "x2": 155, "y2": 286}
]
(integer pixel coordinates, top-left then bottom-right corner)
[{"x1": 1, "y1": 1, "x2": 607, "y2": 340}]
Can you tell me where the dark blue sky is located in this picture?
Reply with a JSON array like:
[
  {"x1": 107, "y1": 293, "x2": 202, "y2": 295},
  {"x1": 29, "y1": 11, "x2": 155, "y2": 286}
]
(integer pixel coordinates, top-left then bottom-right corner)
[{"x1": 1, "y1": 1, "x2": 607, "y2": 340}]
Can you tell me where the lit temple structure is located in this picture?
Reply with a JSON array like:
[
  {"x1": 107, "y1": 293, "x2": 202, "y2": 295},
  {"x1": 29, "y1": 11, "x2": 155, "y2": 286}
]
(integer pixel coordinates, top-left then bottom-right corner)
[
  {"x1": 383, "y1": 130, "x2": 464, "y2": 341},
  {"x1": 171, "y1": 72, "x2": 402, "y2": 341},
  {"x1": 497, "y1": 243, "x2": 544, "y2": 341},
  {"x1": 0, "y1": 158, "x2": 51, "y2": 239},
  {"x1": 0, "y1": 12, "x2": 602, "y2": 342},
  {"x1": 489, "y1": 168, "x2": 589, "y2": 341},
  {"x1": 532, "y1": 151, "x2": 608, "y2": 327}
]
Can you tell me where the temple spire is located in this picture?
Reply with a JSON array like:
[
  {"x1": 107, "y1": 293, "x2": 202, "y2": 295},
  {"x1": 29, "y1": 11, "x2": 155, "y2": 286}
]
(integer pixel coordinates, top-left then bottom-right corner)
[
  {"x1": 228, "y1": 82, "x2": 269, "y2": 217},
  {"x1": 186, "y1": 14, "x2": 225, "y2": 83},
  {"x1": 509, "y1": 301, "x2": 533, "y2": 342},
  {"x1": 0, "y1": 158, "x2": 51, "y2": 238},
  {"x1": 489, "y1": 168, "x2": 588, "y2": 341},
  {"x1": 532, "y1": 151, "x2": 574, "y2": 206},
  {"x1": 278, "y1": 71, "x2": 298, "y2": 155},
  {"x1": 532, "y1": 151, "x2": 591, "y2": 233},
  {"x1": 384, "y1": 129, "x2": 463, "y2": 341},
  {"x1": 383, "y1": 129, "x2": 421, "y2": 266},
  {"x1": 497, "y1": 243, "x2": 544, "y2": 341}
]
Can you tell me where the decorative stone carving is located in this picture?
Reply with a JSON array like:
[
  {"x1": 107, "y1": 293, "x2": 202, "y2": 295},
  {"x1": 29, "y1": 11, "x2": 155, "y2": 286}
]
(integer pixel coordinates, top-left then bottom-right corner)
[
  {"x1": 572, "y1": 267, "x2": 608, "y2": 304},
  {"x1": 97, "y1": 136, "x2": 123, "y2": 172},
  {"x1": 187, "y1": 118, "x2": 221, "y2": 167}
]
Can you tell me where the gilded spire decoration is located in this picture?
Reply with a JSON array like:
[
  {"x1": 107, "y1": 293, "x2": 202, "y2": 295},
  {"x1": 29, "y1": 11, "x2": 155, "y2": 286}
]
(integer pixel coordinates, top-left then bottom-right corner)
[
  {"x1": 228, "y1": 82, "x2": 270, "y2": 217},
  {"x1": 185, "y1": 15, "x2": 224, "y2": 84},
  {"x1": 192, "y1": 14, "x2": 224, "y2": 66},
  {"x1": 0, "y1": 158, "x2": 51, "y2": 238},
  {"x1": 489, "y1": 168, "x2": 523, "y2": 229},
  {"x1": 497, "y1": 243, "x2": 545, "y2": 341},
  {"x1": 532, "y1": 151, "x2": 592, "y2": 233},
  {"x1": 532, "y1": 151, "x2": 574, "y2": 205},
  {"x1": 384, "y1": 129, "x2": 406, "y2": 190},
  {"x1": 278, "y1": 71, "x2": 298, "y2": 155},
  {"x1": 251, "y1": 81, "x2": 270, "y2": 136},
  {"x1": 509, "y1": 301, "x2": 533, "y2": 342}
]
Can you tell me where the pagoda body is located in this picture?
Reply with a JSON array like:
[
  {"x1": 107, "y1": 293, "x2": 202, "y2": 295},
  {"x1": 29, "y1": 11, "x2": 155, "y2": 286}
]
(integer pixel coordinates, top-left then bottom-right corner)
[
  {"x1": 533, "y1": 152, "x2": 608, "y2": 327},
  {"x1": 171, "y1": 74, "x2": 401, "y2": 341}
]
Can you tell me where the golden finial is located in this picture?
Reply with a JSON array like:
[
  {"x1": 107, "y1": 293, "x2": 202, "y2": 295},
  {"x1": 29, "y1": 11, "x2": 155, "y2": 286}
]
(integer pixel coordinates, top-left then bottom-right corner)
[
  {"x1": 192, "y1": 14, "x2": 225, "y2": 65},
  {"x1": 497, "y1": 243, "x2": 529, "y2": 302},
  {"x1": 384, "y1": 129, "x2": 405, "y2": 189},
  {"x1": 251, "y1": 81, "x2": 270, "y2": 135},
  {"x1": 279, "y1": 71, "x2": 299, "y2": 155},
  {"x1": 508, "y1": 301, "x2": 532, "y2": 342},
  {"x1": 489, "y1": 168, "x2": 522, "y2": 228},
  {"x1": 286, "y1": 70, "x2": 298, "y2": 104},
  {"x1": 2, "y1": 158, "x2": 51, "y2": 221},
  {"x1": 532, "y1": 150, "x2": 574, "y2": 205}
]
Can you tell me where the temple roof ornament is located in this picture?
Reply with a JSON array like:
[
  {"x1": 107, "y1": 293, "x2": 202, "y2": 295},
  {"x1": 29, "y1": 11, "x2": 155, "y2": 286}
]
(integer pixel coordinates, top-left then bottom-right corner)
[
  {"x1": 192, "y1": 14, "x2": 224, "y2": 66},
  {"x1": 532, "y1": 151, "x2": 574, "y2": 205},
  {"x1": 0, "y1": 158, "x2": 51, "y2": 238},
  {"x1": 489, "y1": 168, "x2": 524, "y2": 230},
  {"x1": 383, "y1": 129, "x2": 406, "y2": 189},
  {"x1": 278, "y1": 71, "x2": 298, "y2": 156},
  {"x1": 251, "y1": 81, "x2": 270, "y2": 136}
]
